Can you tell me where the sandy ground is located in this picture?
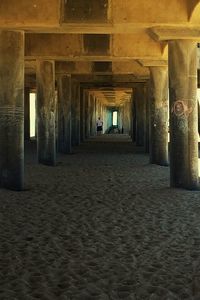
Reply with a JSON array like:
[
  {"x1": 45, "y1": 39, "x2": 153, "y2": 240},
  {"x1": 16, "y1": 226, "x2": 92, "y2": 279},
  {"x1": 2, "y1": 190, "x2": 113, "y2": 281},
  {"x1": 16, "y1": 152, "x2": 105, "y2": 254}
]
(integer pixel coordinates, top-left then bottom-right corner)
[{"x1": 0, "y1": 134, "x2": 200, "y2": 300}]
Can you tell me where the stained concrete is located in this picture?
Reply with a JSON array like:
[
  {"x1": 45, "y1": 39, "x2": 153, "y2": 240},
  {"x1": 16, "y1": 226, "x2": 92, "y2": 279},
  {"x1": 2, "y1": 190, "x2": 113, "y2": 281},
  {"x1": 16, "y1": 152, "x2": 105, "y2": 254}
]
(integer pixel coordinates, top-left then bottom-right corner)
[
  {"x1": 57, "y1": 75, "x2": 72, "y2": 154},
  {"x1": 149, "y1": 66, "x2": 169, "y2": 166},
  {"x1": 85, "y1": 91, "x2": 91, "y2": 139},
  {"x1": 0, "y1": 30, "x2": 24, "y2": 190},
  {"x1": 169, "y1": 40, "x2": 199, "y2": 189},
  {"x1": 71, "y1": 81, "x2": 81, "y2": 146},
  {"x1": 134, "y1": 85, "x2": 147, "y2": 147},
  {"x1": 89, "y1": 94, "x2": 97, "y2": 136},
  {"x1": 36, "y1": 60, "x2": 56, "y2": 166},
  {"x1": 80, "y1": 87, "x2": 86, "y2": 143},
  {"x1": 24, "y1": 87, "x2": 30, "y2": 141}
]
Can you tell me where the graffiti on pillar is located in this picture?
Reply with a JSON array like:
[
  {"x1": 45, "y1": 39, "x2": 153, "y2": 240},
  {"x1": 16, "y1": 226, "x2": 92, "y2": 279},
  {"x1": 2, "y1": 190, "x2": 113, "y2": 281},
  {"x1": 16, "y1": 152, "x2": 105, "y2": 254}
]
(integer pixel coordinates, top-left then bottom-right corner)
[{"x1": 171, "y1": 100, "x2": 193, "y2": 118}]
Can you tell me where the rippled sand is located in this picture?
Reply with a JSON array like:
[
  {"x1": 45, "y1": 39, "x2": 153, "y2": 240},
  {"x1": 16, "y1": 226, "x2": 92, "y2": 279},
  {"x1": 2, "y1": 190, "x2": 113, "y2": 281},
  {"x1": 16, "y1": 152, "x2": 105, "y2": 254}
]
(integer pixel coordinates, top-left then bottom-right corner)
[{"x1": 0, "y1": 135, "x2": 200, "y2": 300}]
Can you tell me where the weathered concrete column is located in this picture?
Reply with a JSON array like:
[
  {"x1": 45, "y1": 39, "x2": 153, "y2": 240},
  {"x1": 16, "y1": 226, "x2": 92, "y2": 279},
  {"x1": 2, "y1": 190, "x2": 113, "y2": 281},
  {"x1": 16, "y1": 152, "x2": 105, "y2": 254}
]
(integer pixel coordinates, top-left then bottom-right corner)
[
  {"x1": 122, "y1": 100, "x2": 131, "y2": 134},
  {"x1": 24, "y1": 87, "x2": 30, "y2": 140},
  {"x1": 0, "y1": 31, "x2": 24, "y2": 190},
  {"x1": 80, "y1": 87, "x2": 85, "y2": 142},
  {"x1": 57, "y1": 75, "x2": 71, "y2": 154},
  {"x1": 169, "y1": 40, "x2": 199, "y2": 189},
  {"x1": 90, "y1": 94, "x2": 96, "y2": 136},
  {"x1": 198, "y1": 102, "x2": 200, "y2": 135},
  {"x1": 145, "y1": 82, "x2": 150, "y2": 153},
  {"x1": 96, "y1": 99, "x2": 101, "y2": 119},
  {"x1": 71, "y1": 81, "x2": 80, "y2": 146},
  {"x1": 149, "y1": 67, "x2": 169, "y2": 166},
  {"x1": 36, "y1": 60, "x2": 56, "y2": 166},
  {"x1": 130, "y1": 91, "x2": 136, "y2": 141},
  {"x1": 118, "y1": 106, "x2": 123, "y2": 132},
  {"x1": 134, "y1": 85, "x2": 147, "y2": 147},
  {"x1": 85, "y1": 91, "x2": 90, "y2": 139}
]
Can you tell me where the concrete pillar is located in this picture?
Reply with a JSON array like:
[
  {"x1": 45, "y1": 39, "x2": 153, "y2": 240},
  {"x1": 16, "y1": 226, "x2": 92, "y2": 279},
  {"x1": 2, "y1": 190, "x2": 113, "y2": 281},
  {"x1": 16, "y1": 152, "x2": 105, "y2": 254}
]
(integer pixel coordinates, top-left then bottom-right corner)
[
  {"x1": 168, "y1": 40, "x2": 199, "y2": 189},
  {"x1": 118, "y1": 106, "x2": 123, "y2": 132},
  {"x1": 80, "y1": 87, "x2": 85, "y2": 142},
  {"x1": 149, "y1": 67, "x2": 169, "y2": 166},
  {"x1": 122, "y1": 100, "x2": 131, "y2": 134},
  {"x1": 125, "y1": 101, "x2": 129, "y2": 134},
  {"x1": 0, "y1": 31, "x2": 24, "y2": 190},
  {"x1": 36, "y1": 60, "x2": 56, "y2": 166},
  {"x1": 89, "y1": 94, "x2": 93, "y2": 136},
  {"x1": 97, "y1": 99, "x2": 101, "y2": 119},
  {"x1": 85, "y1": 91, "x2": 90, "y2": 139},
  {"x1": 71, "y1": 81, "x2": 80, "y2": 146},
  {"x1": 90, "y1": 94, "x2": 96, "y2": 136},
  {"x1": 93, "y1": 97, "x2": 97, "y2": 135},
  {"x1": 57, "y1": 75, "x2": 71, "y2": 154},
  {"x1": 198, "y1": 102, "x2": 200, "y2": 135},
  {"x1": 145, "y1": 82, "x2": 150, "y2": 153},
  {"x1": 130, "y1": 91, "x2": 136, "y2": 141},
  {"x1": 103, "y1": 105, "x2": 107, "y2": 133},
  {"x1": 135, "y1": 85, "x2": 147, "y2": 147},
  {"x1": 24, "y1": 87, "x2": 30, "y2": 140}
]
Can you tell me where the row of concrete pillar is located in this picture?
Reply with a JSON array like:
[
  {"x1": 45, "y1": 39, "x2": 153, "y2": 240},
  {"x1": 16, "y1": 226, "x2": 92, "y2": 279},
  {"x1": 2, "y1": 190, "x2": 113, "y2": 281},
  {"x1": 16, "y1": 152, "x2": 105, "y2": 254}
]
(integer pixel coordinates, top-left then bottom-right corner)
[
  {"x1": 0, "y1": 31, "x2": 199, "y2": 191},
  {"x1": 132, "y1": 40, "x2": 199, "y2": 190},
  {"x1": 0, "y1": 30, "x2": 104, "y2": 190}
]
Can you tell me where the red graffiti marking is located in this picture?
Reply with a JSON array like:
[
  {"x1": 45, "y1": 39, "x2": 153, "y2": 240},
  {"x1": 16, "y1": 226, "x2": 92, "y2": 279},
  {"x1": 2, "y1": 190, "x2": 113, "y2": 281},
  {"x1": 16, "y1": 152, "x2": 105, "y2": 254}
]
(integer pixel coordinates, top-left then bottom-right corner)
[{"x1": 171, "y1": 100, "x2": 193, "y2": 118}]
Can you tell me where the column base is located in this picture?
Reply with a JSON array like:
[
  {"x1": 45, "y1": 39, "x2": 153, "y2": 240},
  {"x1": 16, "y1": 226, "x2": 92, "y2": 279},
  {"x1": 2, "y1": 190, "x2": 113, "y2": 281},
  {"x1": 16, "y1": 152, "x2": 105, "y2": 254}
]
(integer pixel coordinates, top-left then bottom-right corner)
[
  {"x1": 38, "y1": 160, "x2": 56, "y2": 167},
  {"x1": 151, "y1": 161, "x2": 169, "y2": 167},
  {"x1": 170, "y1": 181, "x2": 200, "y2": 191}
]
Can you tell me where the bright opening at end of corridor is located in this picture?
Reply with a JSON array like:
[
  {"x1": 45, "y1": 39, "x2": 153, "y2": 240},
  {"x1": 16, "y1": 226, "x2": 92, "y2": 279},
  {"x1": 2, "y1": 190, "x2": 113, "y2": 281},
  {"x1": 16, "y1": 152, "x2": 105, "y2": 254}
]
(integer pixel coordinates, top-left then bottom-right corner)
[
  {"x1": 112, "y1": 111, "x2": 118, "y2": 126},
  {"x1": 30, "y1": 93, "x2": 36, "y2": 138}
]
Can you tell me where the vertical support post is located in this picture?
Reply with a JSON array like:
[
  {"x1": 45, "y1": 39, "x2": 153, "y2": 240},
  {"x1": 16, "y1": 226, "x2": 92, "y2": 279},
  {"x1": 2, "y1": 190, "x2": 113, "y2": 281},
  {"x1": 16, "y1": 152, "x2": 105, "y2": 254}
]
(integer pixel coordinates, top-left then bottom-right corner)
[
  {"x1": 71, "y1": 80, "x2": 80, "y2": 146},
  {"x1": 24, "y1": 87, "x2": 30, "y2": 140},
  {"x1": 169, "y1": 40, "x2": 199, "y2": 189},
  {"x1": 145, "y1": 82, "x2": 150, "y2": 153},
  {"x1": 134, "y1": 84, "x2": 146, "y2": 147},
  {"x1": 0, "y1": 30, "x2": 24, "y2": 190},
  {"x1": 80, "y1": 87, "x2": 85, "y2": 142},
  {"x1": 36, "y1": 60, "x2": 56, "y2": 166},
  {"x1": 57, "y1": 74, "x2": 71, "y2": 154},
  {"x1": 90, "y1": 94, "x2": 96, "y2": 136},
  {"x1": 149, "y1": 66, "x2": 169, "y2": 165},
  {"x1": 131, "y1": 90, "x2": 136, "y2": 141},
  {"x1": 85, "y1": 91, "x2": 90, "y2": 139}
]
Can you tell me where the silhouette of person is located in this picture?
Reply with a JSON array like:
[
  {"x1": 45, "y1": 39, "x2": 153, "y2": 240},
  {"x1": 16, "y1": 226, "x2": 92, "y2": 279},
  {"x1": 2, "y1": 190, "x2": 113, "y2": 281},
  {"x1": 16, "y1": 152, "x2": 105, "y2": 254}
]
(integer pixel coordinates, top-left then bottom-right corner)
[{"x1": 96, "y1": 117, "x2": 103, "y2": 135}]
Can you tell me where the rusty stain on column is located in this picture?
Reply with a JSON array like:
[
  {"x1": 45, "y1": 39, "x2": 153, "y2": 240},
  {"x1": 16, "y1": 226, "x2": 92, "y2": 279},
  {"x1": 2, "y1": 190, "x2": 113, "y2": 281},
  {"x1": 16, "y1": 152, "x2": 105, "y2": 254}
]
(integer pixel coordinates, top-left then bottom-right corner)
[
  {"x1": 169, "y1": 40, "x2": 199, "y2": 189},
  {"x1": 149, "y1": 66, "x2": 169, "y2": 166},
  {"x1": 57, "y1": 75, "x2": 72, "y2": 154},
  {"x1": 36, "y1": 60, "x2": 56, "y2": 166},
  {"x1": 0, "y1": 30, "x2": 24, "y2": 190}
]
